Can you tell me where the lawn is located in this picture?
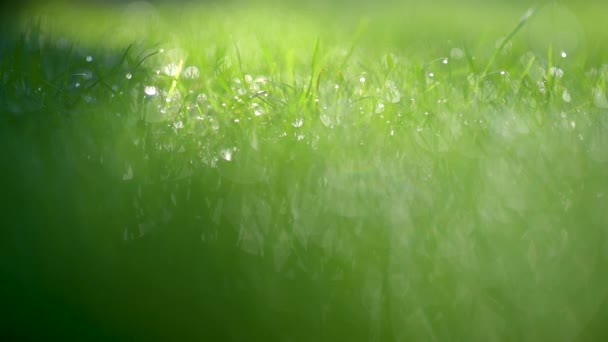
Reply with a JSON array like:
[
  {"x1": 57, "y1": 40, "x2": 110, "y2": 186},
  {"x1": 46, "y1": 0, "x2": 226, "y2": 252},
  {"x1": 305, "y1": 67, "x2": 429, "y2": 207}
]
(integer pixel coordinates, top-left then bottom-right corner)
[{"x1": 1, "y1": 0, "x2": 608, "y2": 341}]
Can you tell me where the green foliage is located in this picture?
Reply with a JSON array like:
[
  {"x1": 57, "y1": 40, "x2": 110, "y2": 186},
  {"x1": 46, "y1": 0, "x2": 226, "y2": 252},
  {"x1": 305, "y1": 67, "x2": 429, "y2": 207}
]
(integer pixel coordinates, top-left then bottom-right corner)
[{"x1": 2, "y1": 1, "x2": 608, "y2": 341}]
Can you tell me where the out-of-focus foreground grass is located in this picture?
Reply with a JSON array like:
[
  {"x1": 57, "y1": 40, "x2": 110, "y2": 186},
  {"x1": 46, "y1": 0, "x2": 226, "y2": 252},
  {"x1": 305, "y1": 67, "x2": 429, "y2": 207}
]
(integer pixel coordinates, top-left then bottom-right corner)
[{"x1": 1, "y1": 0, "x2": 608, "y2": 341}]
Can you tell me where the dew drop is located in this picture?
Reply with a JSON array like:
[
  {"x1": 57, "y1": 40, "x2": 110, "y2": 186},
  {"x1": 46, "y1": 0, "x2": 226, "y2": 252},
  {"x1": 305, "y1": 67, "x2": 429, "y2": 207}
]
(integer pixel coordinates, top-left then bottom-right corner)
[
  {"x1": 450, "y1": 48, "x2": 464, "y2": 60},
  {"x1": 164, "y1": 63, "x2": 179, "y2": 77},
  {"x1": 360, "y1": 77, "x2": 366, "y2": 83},
  {"x1": 144, "y1": 86, "x2": 157, "y2": 96},
  {"x1": 562, "y1": 90, "x2": 571, "y2": 103},
  {"x1": 550, "y1": 67, "x2": 564, "y2": 78},
  {"x1": 126, "y1": 73, "x2": 132, "y2": 80},
  {"x1": 561, "y1": 51, "x2": 567, "y2": 58},
  {"x1": 86, "y1": 56, "x2": 93, "y2": 62},
  {"x1": 443, "y1": 58, "x2": 448, "y2": 64},
  {"x1": 220, "y1": 149, "x2": 232, "y2": 161},
  {"x1": 292, "y1": 118, "x2": 304, "y2": 128},
  {"x1": 183, "y1": 66, "x2": 200, "y2": 79}
]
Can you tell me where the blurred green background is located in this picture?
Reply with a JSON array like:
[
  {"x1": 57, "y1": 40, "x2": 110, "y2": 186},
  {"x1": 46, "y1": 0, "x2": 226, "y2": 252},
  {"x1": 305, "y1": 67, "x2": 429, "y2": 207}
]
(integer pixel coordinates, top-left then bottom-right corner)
[{"x1": 2, "y1": 0, "x2": 608, "y2": 341}]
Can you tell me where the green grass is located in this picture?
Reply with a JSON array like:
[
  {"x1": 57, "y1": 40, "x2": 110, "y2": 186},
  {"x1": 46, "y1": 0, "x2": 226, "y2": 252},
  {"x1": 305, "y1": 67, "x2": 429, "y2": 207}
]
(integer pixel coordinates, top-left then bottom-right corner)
[{"x1": 2, "y1": 1, "x2": 608, "y2": 341}]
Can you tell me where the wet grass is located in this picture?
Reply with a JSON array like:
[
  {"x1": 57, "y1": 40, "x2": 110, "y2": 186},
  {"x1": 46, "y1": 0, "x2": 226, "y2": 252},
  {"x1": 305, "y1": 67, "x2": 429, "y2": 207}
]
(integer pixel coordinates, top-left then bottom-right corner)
[{"x1": 2, "y1": 1, "x2": 608, "y2": 341}]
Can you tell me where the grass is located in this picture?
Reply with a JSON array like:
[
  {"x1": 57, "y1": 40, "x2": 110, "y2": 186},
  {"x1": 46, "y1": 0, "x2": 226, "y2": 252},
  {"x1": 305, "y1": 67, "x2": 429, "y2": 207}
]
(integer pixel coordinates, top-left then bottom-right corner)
[{"x1": 2, "y1": 1, "x2": 608, "y2": 341}]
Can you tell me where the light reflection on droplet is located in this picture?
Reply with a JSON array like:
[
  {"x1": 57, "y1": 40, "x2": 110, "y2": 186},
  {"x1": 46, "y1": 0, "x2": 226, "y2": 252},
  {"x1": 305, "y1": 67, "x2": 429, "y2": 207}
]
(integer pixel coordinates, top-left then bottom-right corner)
[
  {"x1": 561, "y1": 51, "x2": 567, "y2": 58},
  {"x1": 416, "y1": 127, "x2": 423, "y2": 132},
  {"x1": 144, "y1": 86, "x2": 157, "y2": 96},
  {"x1": 429, "y1": 72, "x2": 434, "y2": 78},
  {"x1": 126, "y1": 73, "x2": 132, "y2": 80},
  {"x1": 221, "y1": 149, "x2": 232, "y2": 161},
  {"x1": 75, "y1": 82, "x2": 81, "y2": 88},
  {"x1": 359, "y1": 77, "x2": 366, "y2": 83},
  {"x1": 443, "y1": 58, "x2": 448, "y2": 64},
  {"x1": 86, "y1": 56, "x2": 93, "y2": 62},
  {"x1": 292, "y1": 118, "x2": 304, "y2": 128}
]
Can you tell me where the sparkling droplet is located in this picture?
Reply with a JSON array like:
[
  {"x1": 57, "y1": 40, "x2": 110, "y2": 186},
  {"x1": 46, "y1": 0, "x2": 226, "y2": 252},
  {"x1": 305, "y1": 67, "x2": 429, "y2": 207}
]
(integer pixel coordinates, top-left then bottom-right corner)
[
  {"x1": 221, "y1": 149, "x2": 232, "y2": 161},
  {"x1": 561, "y1": 51, "x2": 567, "y2": 58},
  {"x1": 360, "y1": 77, "x2": 366, "y2": 83},
  {"x1": 443, "y1": 58, "x2": 448, "y2": 64},
  {"x1": 144, "y1": 86, "x2": 157, "y2": 96},
  {"x1": 126, "y1": 73, "x2": 132, "y2": 80},
  {"x1": 86, "y1": 56, "x2": 93, "y2": 62},
  {"x1": 292, "y1": 118, "x2": 304, "y2": 128}
]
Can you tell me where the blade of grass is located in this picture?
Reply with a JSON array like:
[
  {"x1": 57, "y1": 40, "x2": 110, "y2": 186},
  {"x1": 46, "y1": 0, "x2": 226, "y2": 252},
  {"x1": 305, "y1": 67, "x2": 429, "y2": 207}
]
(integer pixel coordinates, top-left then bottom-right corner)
[{"x1": 480, "y1": 7, "x2": 535, "y2": 80}]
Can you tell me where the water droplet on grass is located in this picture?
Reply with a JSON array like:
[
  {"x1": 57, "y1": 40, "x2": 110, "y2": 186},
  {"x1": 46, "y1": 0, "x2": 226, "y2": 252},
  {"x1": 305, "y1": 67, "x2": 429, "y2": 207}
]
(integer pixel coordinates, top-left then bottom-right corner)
[
  {"x1": 561, "y1": 51, "x2": 568, "y2": 58},
  {"x1": 75, "y1": 82, "x2": 81, "y2": 88},
  {"x1": 450, "y1": 48, "x2": 464, "y2": 59},
  {"x1": 550, "y1": 67, "x2": 564, "y2": 78},
  {"x1": 360, "y1": 77, "x2": 366, "y2": 83},
  {"x1": 429, "y1": 72, "x2": 434, "y2": 78},
  {"x1": 122, "y1": 164, "x2": 133, "y2": 181},
  {"x1": 144, "y1": 86, "x2": 157, "y2": 96},
  {"x1": 416, "y1": 127, "x2": 423, "y2": 132},
  {"x1": 292, "y1": 118, "x2": 304, "y2": 128},
  {"x1": 221, "y1": 149, "x2": 232, "y2": 161},
  {"x1": 385, "y1": 80, "x2": 401, "y2": 103},
  {"x1": 164, "y1": 63, "x2": 179, "y2": 77},
  {"x1": 183, "y1": 66, "x2": 200, "y2": 79},
  {"x1": 376, "y1": 103, "x2": 385, "y2": 113},
  {"x1": 86, "y1": 56, "x2": 93, "y2": 62},
  {"x1": 593, "y1": 87, "x2": 608, "y2": 108},
  {"x1": 126, "y1": 73, "x2": 132, "y2": 80},
  {"x1": 320, "y1": 115, "x2": 332, "y2": 127},
  {"x1": 443, "y1": 58, "x2": 448, "y2": 64},
  {"x1": 562, "y1": 90, "x2": 571, "y2": 103}
]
